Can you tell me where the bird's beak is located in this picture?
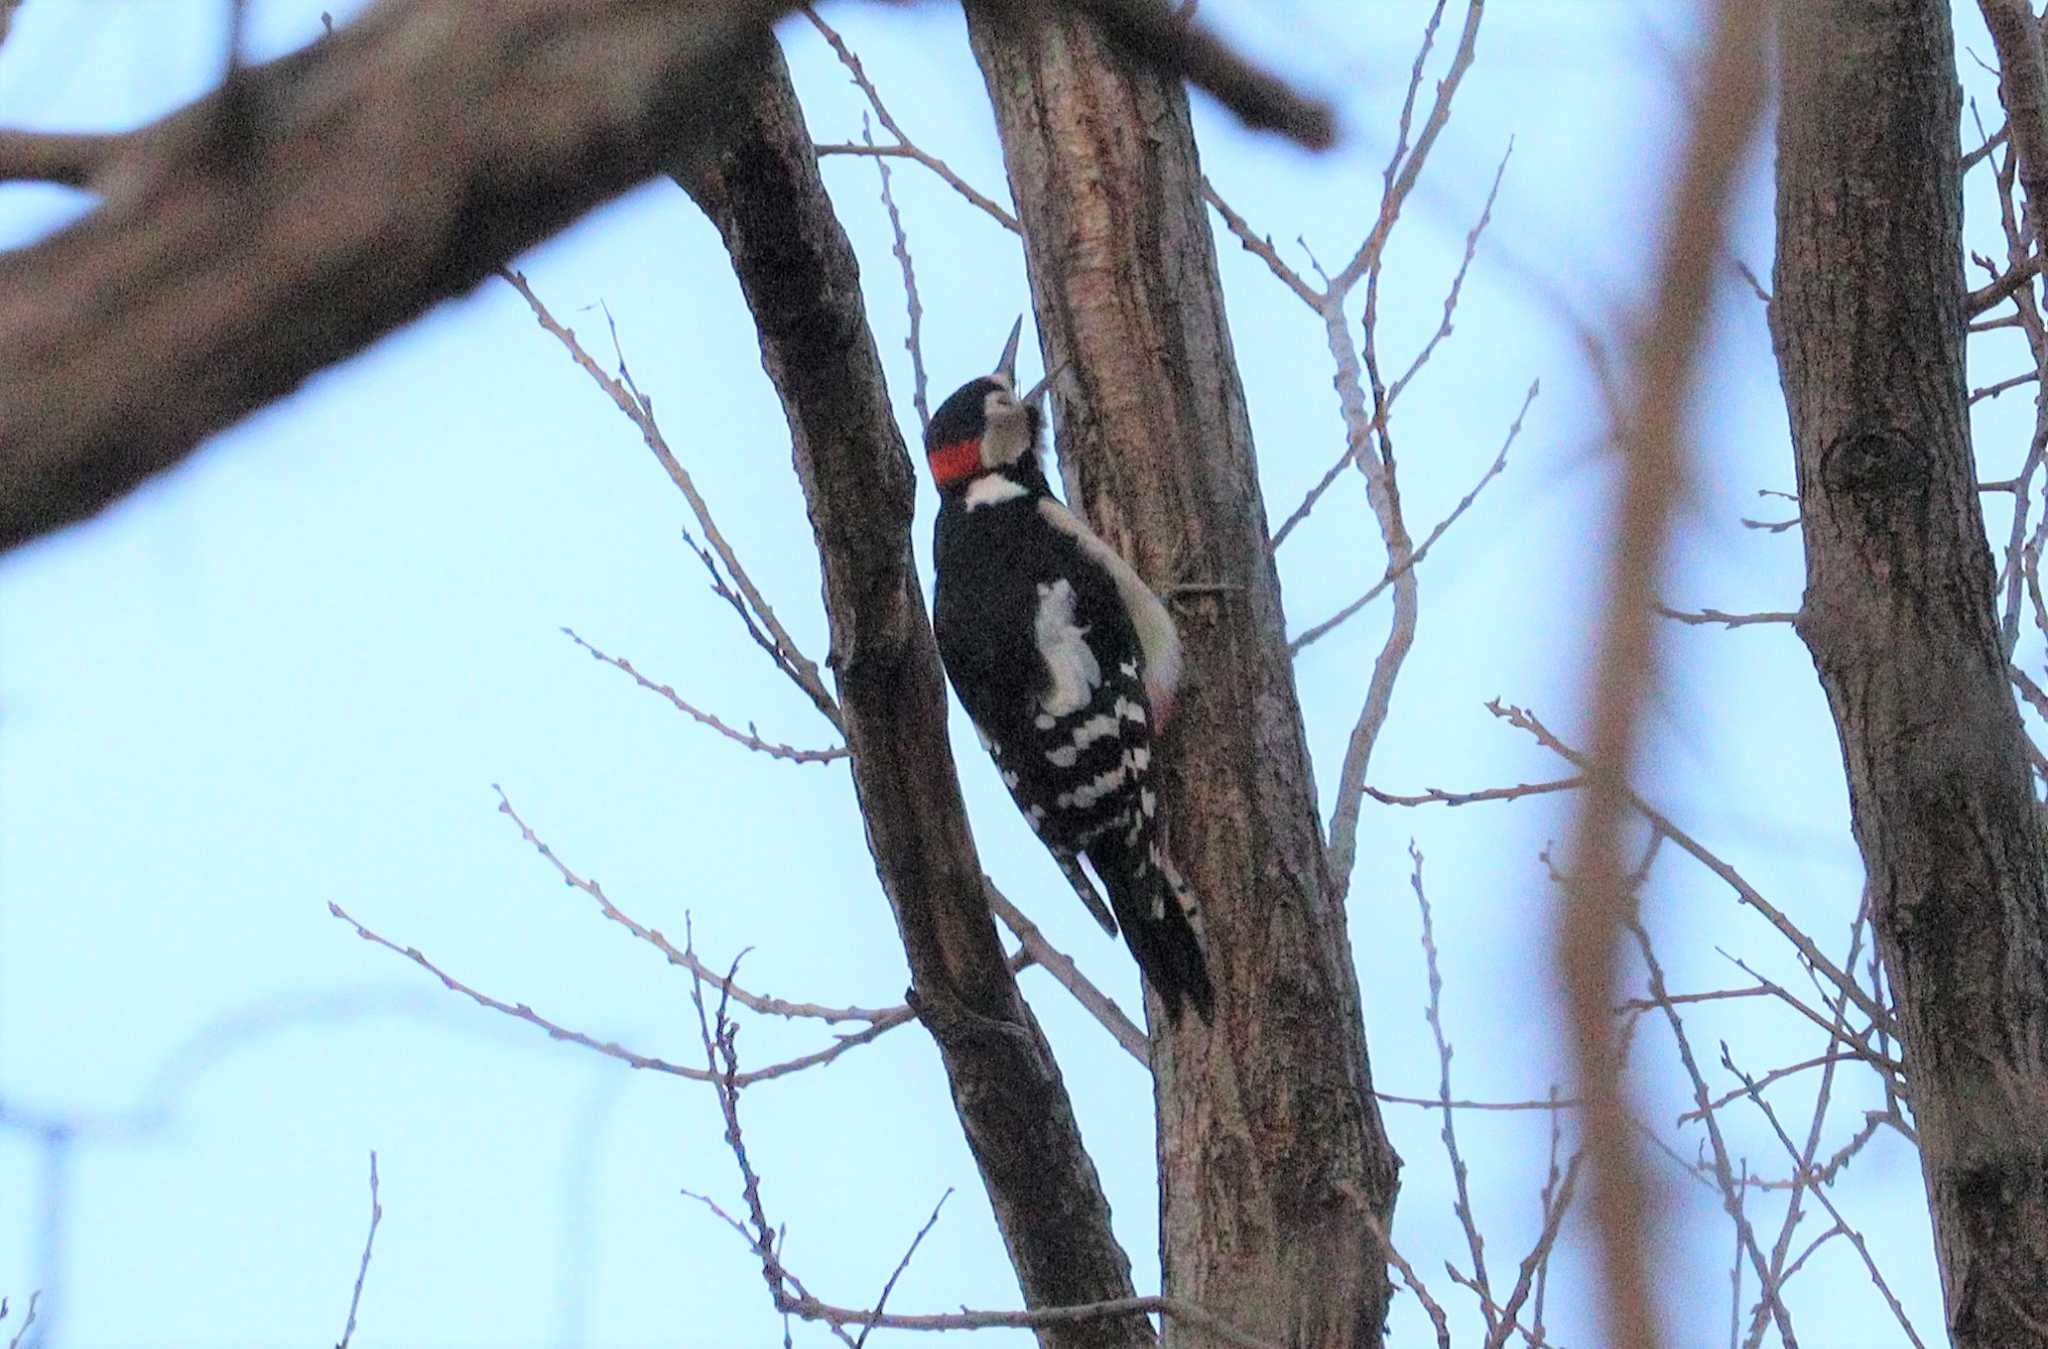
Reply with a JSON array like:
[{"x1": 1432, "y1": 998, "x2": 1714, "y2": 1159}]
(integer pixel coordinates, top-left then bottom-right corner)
[
  {"x1": 1020, "y1": 358, "x2": 1068, "y2": 408},
  {"x1": 995, "y1": 315, "x2": 1023, "y2": 386}
]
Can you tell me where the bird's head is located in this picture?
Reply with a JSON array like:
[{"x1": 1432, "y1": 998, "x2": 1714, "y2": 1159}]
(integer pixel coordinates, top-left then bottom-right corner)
[{"x1": 925, "y1": 317, "x2": 1059, "y2": 497}]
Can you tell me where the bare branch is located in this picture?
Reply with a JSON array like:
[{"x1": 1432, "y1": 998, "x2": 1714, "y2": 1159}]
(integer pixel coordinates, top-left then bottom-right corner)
[
  {"x1": 1330, "y1": 0, "x2": 1483, "y2": 293},
  {"x1": 492, "y1": 787, "x2": 898, "y2": 1023},
  {"x1": 983, "y1": 884, "x2": 1150, "y2": 1063},
  {"x1": 4, "y1": 1293, "x2": 39, "y2": 1349},
  {"x1": 330, "y1": 901, "x2": 911, "y2": 1084},
  {"x1": 1055, "y1": 0, "x2": 1334, "y2": 149},
  {"x1": 1966, "y1": 252, "x2": 2047, "y2": 315},
  {"x1": 784, "y1": 1294, "x2": 1279, "y2": 1349},
  {"x1": 1271, "y1": 163, "x2": 1521, "y2": 553},
  {"x1": 1360, "y1": 1210, "x2": 1453, "y2": 1349},
  {"x1": 1626, "y1": 923, "x2": 1799, "y2": 1346},
  {"x1": 1723, "y1": 1047, "x2": 1929, "y2": 1348},
  {"x1": 0, "y1": 0, "x2": 1333, "y2": 555},
  {"x1": 1493, "y1": 699, "x2": 1896, "y2": 1034},
  {"x1": 1365, "y1": 776, "x2": 1580, "y2": 808},
  {"x1": 335, "y1": 1151, "x2": 382, "y2": 1349},
  {"x1": 863, "y1": 114, "x2": 933, "y2": 434},
  {"x1": 1678, "y1": 1052, "x2": 1866, "y2": 1125},
  {"x1": 1289, "y1": 379, "x2": 1534, "y2": 650},
  {"x1": 0, "y1": 129, "x2": 132, "y2": 186},
  {"x1": 803, "y1": 8, "x2": 1022, "y2": 233},
  {"x1": 1202, "y1": 179, "x2": 1322, "y2": 308},
  {"x1": 856, "y1": 1191, "x2": 953, "y2": 1349},
  {"x1": 499, "y1": 267, "x2": 841, "y2": 730},
  {"x1": 1407, "y1": 844, "x2": 1497, "y2": 1336},
  {"x1": 561, "y1": 627, "x2": 848, "y2": 764},
  {"x1": 1654, "y1": 604, "x2": 1799, "y2": 628}
]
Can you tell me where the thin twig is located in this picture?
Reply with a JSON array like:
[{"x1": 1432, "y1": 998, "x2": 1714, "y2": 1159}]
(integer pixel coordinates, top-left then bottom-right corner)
[
  {"x1": 329, "y1": 901, "x2": 914, "y2": 1084},
  {"x1": 787, "y1": 1293, "x2": 1281, "y2": 1349},
  {"x1": 562, "y1": 627, "x2": 847, "y2": 764},
  {"x1": 804, "y1": 8, "x2": 1021, "y2": 232},
  {"x1": 5, "y1": 1293, "x2": 39, "y2": 1349},
  {"x1": 1329, "y1": 0, "x2": 1484, "y2": 294},
  {"x1": 863, "y1": 113, "x2": 932, "y2": 433},
  {"x1": 1409, "y1": 843, "x2": 1498, "y2": 1336},
  {"x1": 499, "y1": 267, "x2": 841, "y2": 729},
  {"x1": 1203, "y1": 180, "x2": 1323, "y2": 308},
  {"x1": 1627, "y1": 922, "x2": 1800, "y2": 1346},
  {"x1": 983, "y1": 883, "x2": 1150, "y2": 1062},
  {"x1": 855, "y1": 1190, "x2": 952, "y2": 1349},
  {"x1": 1271, "y1": 150, "x2": 1518, "y2": 551},
  {"x1": 1365, "y1": 776, "x2": 1580, "y2": 808},
  {"x1": 1289, "y1": 379, "x2": 1534, "y2": 651},
  {"x1": 1722, "y1": 1047, "x2": 1928, "y2": 1349},
  {"x1": 1361, "y1": 1209, "x2": 1453, "y2": 1349},
  {"x1": 1491, "y1": 700, "x2": 1894, "y2": 1034},
  {"x1": 1373, "y1": 1091, "x2": 1583, "y2": 1111},
  {"x1": 1655, "y1": 604, "x2": 1798, "y2": 629},
  {"x1": 493, "y1": 787, "x2": 894, "y2": 1022},
  {"x1": 335, "y1": 1151, "x2": 382, "y2": 1349}
]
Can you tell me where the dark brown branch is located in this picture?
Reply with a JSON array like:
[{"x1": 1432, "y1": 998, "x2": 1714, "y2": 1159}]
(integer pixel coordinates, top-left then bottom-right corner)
[
  {"x1": 1055, "y1": 0, "x2": 1333, "y2": 148},
  {"x1": 0, "y1": 129, "x2": 132, "y2": 187},
  {"x1": 0, "y1": 0, "x2": 1327, "y2": 556},
  {"x1": 678, "y1": 42, "x2": 1152, "y2": 1346},
  {"x1": 0, "y1": 0, "x2": 793, "y2": 554},
  {"x1": 1966, "y1": 252, "x2": 2046, "y2": 315}
]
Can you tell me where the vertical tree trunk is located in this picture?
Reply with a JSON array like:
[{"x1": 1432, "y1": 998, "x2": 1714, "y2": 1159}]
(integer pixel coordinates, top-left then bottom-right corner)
[
  {"x1": 1771, "y1": 4, "x2": 2048, "y2": 1343},
  {"x1": 962, "y1": 10, "x2": 1401, "y2": 1345},
  {"x1": 678, "y1": 40, "x2": 1152, "y2": 1349}
]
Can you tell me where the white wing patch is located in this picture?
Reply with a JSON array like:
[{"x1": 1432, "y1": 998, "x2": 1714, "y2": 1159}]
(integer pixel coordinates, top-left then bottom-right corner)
[
  {"x1": 1033, "y1": 578, "x2": 1102, "y2": 718},
  {"x1": 964, "y1": 475, "x2": 1029, "y2": 510},
  {"x1": 1037, "y1": 499, "x2": 1183, "y2": 716}
]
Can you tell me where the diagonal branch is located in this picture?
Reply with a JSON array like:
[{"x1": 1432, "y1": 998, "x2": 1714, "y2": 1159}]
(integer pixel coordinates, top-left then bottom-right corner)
[
  {"x1": 562, "y1": 627, "x2": 847, "y2": 764},
  {"x1": 499, "y1": 267, "x2": 841, "y2": 730},
  {"x1": 0, "y1": 0, "x2": 1329, "y2": 556}
]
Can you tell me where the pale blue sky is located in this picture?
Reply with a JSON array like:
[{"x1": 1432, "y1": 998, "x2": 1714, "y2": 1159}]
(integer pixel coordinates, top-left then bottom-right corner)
[{"x1": 2, "y1": 2, "x2": 2018, "y2": 1346}]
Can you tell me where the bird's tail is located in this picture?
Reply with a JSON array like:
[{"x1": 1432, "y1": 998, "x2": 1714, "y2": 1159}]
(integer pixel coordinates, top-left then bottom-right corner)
[{"x1": 1089, "y1": 830, "x2": 1215, "y2": 1024}]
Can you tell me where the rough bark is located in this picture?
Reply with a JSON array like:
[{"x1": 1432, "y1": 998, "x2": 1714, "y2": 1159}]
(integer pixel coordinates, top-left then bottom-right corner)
[
  {"x1": 1771, "y1": 4, "x2": 2048, "y2": 1344},
  {"x1": 676, "y1": 41, "x2": 1152, "y2": 1349},
  {"x1": 961, "y1": 9, "x2": 1402, "y2": 1345},
  {"x1": 0, "y1": 0, "x2": 1325, "y2": 559},
  {"x1": 0, "y1": 0, "x2": 785, "y2": 553}
]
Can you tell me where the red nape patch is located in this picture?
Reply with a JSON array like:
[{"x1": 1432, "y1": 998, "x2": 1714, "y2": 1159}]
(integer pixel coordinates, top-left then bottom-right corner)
[{"x1": 927, "y1": 439, "x2": 983, "y2": 489}]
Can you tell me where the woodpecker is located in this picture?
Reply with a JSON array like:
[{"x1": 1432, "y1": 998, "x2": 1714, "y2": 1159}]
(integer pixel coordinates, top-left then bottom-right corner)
[{"x1": 926, "y1": 319, "x2": 1215, "y2": 1023}]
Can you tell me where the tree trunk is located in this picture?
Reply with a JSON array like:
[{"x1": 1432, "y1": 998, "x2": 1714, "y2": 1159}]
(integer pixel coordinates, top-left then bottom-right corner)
[
  {"x1": 677, "y1": 40, "x2": 1152, "y2": 1349},
  {"x1": 1771, "y1": 4, "x2": 2048, "y2": 1343},
  {"x1": 962, "y1": 9, "x2": 1402, "y2": 1345}
]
